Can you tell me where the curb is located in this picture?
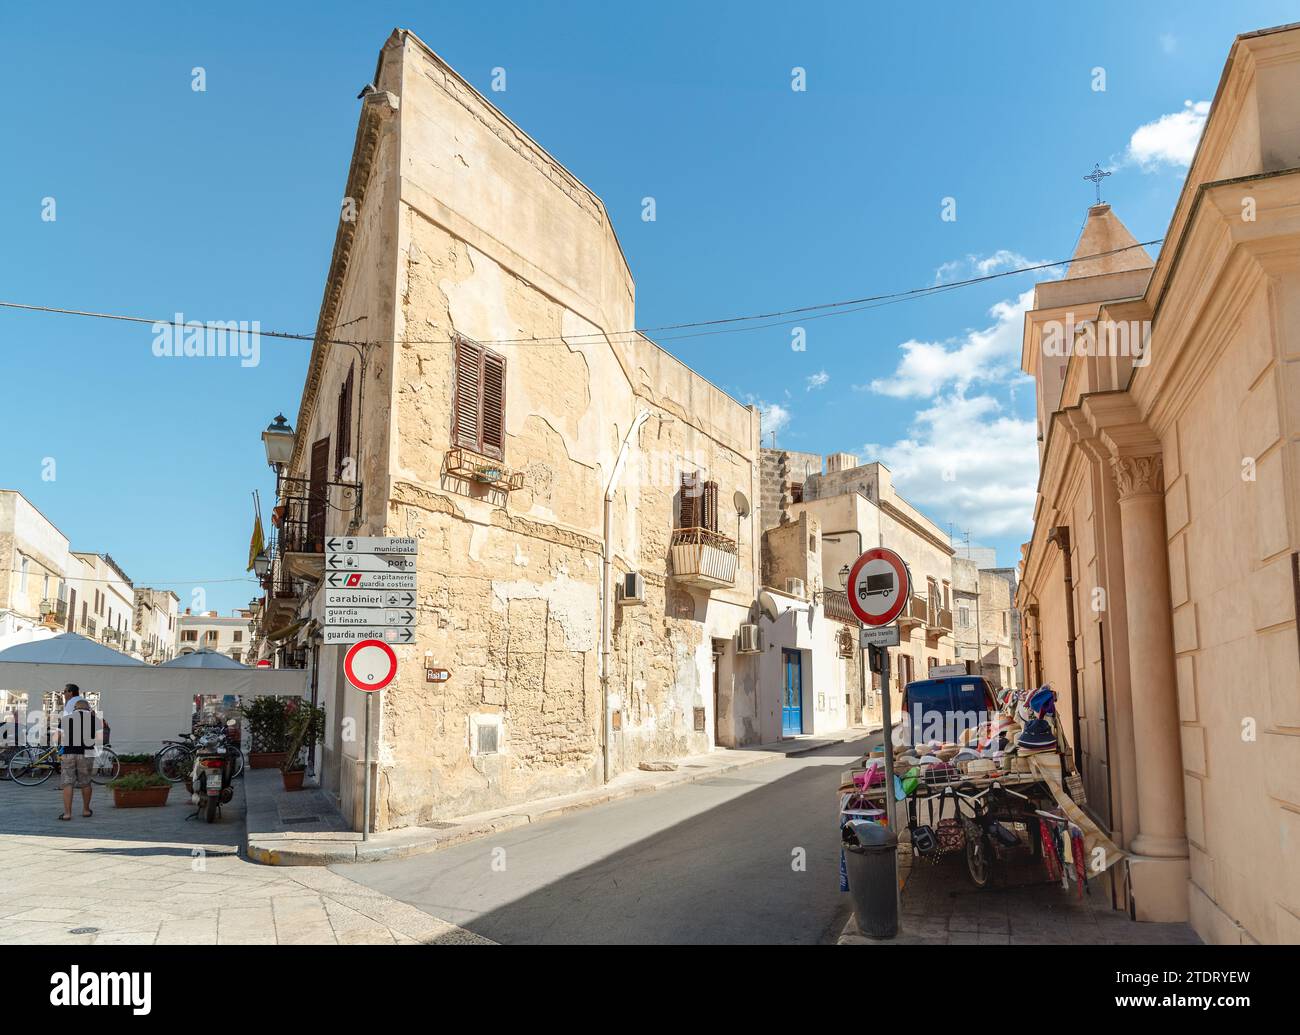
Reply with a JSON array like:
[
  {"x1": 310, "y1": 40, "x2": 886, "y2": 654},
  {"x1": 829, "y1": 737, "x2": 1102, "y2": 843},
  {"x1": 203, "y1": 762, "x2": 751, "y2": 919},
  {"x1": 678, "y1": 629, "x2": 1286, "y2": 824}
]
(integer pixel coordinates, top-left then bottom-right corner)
[{"x1": 248, "y1": 726, "x2": 873, "y2": 866}]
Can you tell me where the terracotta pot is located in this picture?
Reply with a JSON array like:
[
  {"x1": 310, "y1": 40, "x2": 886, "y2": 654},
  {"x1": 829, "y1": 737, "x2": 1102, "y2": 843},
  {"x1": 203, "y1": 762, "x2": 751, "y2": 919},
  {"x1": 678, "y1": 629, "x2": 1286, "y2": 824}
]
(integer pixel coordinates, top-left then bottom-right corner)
[
  {"x1": 281, "y1": 769, "x2": 305, "y2": 791},
  {"x1": 112, "y1": 785, "x2": 171, "y2": 808},
  {"x1": 117, "y1": 762, "x2": 154, "y2": 777},
  {"x1": 249, "y1": 751, "x2": 288, "y2": 769}
]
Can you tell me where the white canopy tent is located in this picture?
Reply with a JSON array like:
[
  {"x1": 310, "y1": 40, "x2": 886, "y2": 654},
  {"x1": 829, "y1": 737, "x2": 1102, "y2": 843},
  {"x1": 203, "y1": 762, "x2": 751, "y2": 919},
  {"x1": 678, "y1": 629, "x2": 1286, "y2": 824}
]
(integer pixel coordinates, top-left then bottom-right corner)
[{"x1": 0, "y1": 633, "x2": 308, "y2": 753}]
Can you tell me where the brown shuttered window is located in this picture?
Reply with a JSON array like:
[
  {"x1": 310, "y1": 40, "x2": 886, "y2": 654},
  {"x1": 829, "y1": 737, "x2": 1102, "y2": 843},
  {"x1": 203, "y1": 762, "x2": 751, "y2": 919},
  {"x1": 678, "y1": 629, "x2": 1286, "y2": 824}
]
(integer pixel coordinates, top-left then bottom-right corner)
[
  {"x1": 335, "y1": 364, "x2": 354, "y2": 478},
  {"x1": 481, "y1": 352, "x2": 505, "y2": 460},
  {"x1": 703, "y1": 480, "x2": 719, "y2": 531},
  {"x1": 680, "y1": 472, "x2": 701, "y2": 529},
  {"x1": 452, "y1": 335, "x2": 506, "y2": 460}
]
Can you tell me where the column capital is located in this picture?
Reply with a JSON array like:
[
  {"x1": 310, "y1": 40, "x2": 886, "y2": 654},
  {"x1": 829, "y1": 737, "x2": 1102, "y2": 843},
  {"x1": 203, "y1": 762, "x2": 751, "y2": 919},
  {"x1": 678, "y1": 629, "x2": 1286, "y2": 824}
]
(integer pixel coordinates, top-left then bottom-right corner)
[{"x1": 1109, "y1": 453, "x2": 1165, "y2": 501}]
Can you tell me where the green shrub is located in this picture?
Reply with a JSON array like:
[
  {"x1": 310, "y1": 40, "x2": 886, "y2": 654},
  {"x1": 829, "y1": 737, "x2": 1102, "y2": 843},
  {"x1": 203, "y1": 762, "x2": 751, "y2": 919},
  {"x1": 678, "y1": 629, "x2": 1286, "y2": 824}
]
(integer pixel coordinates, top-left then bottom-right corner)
[
  {"x1": 281, "y1": 701, "x2": 327, "y2": 773},
  {"x1": 109, "y1": 772, "x2": 171, "y2": 791},
  {"x1": 243, "y1": 696, "x2": 292, "y2": 752},
  {"x1": 116, "y1": 753, "x2": 155, "y2": 764}
]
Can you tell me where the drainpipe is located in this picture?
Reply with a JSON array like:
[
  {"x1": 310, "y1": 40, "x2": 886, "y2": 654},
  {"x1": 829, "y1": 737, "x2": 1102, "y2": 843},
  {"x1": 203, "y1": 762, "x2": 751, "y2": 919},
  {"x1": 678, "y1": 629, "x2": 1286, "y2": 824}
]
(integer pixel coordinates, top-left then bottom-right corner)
[
  {"x1": 1046, "y1": 526, "x2": 1084, "y2": 772},
  {"x1": 600, "y1": 411, "x2": 650, "y2": 784}
]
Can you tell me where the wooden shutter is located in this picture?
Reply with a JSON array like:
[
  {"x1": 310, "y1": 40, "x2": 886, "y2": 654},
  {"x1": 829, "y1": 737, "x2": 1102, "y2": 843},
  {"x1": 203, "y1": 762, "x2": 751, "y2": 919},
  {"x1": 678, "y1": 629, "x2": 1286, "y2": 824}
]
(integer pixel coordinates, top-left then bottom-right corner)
[
  {"x1": 307, "y1": 437, "x2": 330, "y2": 551},
  {"x1": 481, "y1": 351, "x2": 506, "y2": 460},
  {"x1": 335, "y1": 365, "x2": 354, "y2": 478},
  {"x1": 453, "y1": 337, "x2": 483, "y2": 451},
  {"x1": 703, "y1": 480, "x2": 719, "y2": 531},
  {"x1": 680, "y1": 472, "x2": 701, "y2": 529}
]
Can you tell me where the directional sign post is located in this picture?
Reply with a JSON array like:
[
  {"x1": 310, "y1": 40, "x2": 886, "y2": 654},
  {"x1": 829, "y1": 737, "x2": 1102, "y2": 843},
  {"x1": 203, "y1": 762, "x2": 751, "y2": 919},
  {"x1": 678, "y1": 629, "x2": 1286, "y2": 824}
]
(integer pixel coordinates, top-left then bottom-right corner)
[
  {"x1": 846, "y1": 547, "x2": 911, "y2": 872},
  {"x1": 320, "y1": 538, "x2": 420, "y2": 838}
]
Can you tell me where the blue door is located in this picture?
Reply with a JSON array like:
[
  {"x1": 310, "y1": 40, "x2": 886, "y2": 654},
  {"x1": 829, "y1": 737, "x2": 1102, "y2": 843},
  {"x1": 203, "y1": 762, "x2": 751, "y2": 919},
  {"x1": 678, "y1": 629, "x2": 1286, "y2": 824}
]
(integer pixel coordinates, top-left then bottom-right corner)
[{"x1": 782, "y1": 649, "x2": 804, "y2": 735}]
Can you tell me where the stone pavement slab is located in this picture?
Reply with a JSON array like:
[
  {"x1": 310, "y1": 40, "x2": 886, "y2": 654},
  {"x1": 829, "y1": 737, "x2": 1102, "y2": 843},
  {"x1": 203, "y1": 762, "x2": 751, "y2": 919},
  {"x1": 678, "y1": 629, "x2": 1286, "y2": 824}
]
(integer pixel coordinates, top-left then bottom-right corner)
[
  {"x1": 246, "y1": 726, "x2": 873, "y2": 866},
  {"x1": 839, "y1": 845, "x2": 1201, "y2": 946},
  {"x1": 0, "y1": 777, "x2": 491, "y2": 945}
]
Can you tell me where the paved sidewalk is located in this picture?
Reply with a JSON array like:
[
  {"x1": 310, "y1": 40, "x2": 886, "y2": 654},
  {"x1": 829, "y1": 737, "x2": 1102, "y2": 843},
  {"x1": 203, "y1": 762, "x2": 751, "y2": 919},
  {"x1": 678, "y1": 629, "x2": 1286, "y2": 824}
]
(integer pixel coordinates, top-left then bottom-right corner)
[
  {"x1": 838, "y1": 845, "x2": 1201, "y2": 946},
  {"x1": 0, "y1": 778, "x2": 490, "y2": 945},
  {"x1": 248, "y1": 727, "x2": 873, "y2": 866}
]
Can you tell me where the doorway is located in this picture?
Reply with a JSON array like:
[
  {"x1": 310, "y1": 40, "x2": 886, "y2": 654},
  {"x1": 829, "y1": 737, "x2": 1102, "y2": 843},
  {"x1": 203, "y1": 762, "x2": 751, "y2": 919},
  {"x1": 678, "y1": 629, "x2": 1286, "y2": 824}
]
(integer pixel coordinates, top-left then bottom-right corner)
[{"x1": 782, "y1": 649, "x2": 803, "y2": 736}]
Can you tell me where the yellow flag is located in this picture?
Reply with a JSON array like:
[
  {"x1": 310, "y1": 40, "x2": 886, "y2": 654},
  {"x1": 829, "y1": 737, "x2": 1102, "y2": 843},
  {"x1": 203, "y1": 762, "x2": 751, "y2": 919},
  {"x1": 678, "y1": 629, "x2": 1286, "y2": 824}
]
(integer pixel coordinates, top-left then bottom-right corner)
[{"x1": 247, "y1": 510, "x2": 265, "y2": 572}]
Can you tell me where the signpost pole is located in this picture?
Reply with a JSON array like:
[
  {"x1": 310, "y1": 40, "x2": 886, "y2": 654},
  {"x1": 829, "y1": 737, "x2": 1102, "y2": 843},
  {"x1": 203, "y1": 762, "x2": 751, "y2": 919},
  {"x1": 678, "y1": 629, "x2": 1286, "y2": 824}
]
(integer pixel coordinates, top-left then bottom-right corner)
[
  {"x1": 362, "y1": 692, "x2": 372, "y2": 841},
  {"x1": 880, "y1": 642, "x2": 898, "y2": 821}
]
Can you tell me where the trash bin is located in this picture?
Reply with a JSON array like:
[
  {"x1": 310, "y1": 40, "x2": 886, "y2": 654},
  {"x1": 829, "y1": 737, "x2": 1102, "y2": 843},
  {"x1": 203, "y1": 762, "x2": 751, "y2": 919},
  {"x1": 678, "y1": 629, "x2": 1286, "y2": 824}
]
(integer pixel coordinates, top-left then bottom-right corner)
[{"x1": 843, "y1": 820, "x2": 899, "y2": 939}]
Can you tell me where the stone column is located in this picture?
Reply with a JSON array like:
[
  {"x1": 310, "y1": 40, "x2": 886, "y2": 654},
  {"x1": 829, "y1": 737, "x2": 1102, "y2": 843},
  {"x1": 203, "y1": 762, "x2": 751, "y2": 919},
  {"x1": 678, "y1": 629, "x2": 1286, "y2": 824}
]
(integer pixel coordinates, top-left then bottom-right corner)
[{"x1": 1110, "y1": 451, "x2": 1190, "y2": 921}]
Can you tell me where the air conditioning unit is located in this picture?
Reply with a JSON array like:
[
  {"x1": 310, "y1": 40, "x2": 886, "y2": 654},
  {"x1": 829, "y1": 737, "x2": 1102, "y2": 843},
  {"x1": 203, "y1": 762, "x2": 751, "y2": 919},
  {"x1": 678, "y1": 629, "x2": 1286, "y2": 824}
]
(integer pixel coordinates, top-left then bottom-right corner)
[
  {"x1": 737, "y1": 624, "x2": 762, "y2": 654},
  {"x1": 617, "y1": 572, "x2": 645, "y2": 606},
  {"x1": 785, "y1": 577, "x2": 805, "y2": 598}
]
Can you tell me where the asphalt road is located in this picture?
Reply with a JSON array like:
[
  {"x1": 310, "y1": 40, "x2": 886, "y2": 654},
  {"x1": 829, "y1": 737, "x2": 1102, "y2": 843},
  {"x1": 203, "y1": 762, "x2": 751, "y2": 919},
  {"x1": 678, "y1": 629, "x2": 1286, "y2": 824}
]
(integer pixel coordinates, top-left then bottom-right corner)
[{"x1": 333, "y1": 733, "x2": 876, "y2": 944}]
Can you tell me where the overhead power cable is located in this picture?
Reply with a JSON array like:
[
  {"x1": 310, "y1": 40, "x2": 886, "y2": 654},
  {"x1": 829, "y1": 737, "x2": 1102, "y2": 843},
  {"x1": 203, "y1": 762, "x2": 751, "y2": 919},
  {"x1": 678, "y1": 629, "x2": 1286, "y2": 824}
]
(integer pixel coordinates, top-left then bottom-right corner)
[{"x1": 0, "y1": 238, "x2": 1162, "y2": 350}]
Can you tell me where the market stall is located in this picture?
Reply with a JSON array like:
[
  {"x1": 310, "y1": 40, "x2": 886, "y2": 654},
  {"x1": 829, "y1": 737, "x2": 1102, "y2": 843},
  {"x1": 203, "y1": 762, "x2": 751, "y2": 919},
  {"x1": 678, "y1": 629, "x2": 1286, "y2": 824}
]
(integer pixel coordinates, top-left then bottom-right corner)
[{"x1": 839, "y1": 685, "x2": 1124, "y2": 895}]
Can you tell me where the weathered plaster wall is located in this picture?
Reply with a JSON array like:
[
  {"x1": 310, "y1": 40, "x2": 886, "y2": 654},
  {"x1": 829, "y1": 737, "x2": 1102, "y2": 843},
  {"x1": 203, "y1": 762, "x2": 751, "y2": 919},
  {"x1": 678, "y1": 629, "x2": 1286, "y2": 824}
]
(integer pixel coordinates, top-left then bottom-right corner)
[{"x1": 303, "y1": 31, "x2": 765, "y2": 827}]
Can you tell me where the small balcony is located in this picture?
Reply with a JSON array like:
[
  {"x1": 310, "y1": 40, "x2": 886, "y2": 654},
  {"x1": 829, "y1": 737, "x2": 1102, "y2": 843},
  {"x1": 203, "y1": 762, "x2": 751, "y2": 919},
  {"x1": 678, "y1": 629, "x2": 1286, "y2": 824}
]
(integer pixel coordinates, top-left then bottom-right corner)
[
  {"x1": 669, "y1": 527, "x2": 738, "y2": 589},
  {"x1": 40, "y1": 599, "x2": 67, "y2": 626},
  {"x1": 897, "y1": 593, "x2": 928, "y2": 632},
  {"x1": 80, "y1": 617, "x2": 98, "y2": 638},
  {"x1": 271, "y1": 474, "x2": 361, "y2": 583},
  {"x1": 926, "y1": 605, "x2": 954, "y2": 643}
]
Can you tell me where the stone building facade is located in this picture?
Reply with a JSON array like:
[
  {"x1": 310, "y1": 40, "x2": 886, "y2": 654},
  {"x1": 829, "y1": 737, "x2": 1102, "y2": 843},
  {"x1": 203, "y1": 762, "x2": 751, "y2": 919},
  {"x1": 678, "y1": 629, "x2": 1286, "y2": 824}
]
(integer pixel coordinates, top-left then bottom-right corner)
[
  {"x1": 1017, "y1": 24, "x2": 1300, "y2": 942},
  {"x1": 259, "y1": 30, "x2": 762, "y2": 831}
]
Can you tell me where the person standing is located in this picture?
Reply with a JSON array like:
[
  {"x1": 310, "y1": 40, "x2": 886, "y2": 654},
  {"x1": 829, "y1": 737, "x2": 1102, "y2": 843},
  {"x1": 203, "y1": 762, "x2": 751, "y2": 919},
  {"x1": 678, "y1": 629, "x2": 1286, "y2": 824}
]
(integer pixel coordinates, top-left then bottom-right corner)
[
  {"x1": 61, "y1": 683, "x2": 84, "y2": 715},
  {"x1": 59, "y1": 699, "x2": 95, "y2": 821}
]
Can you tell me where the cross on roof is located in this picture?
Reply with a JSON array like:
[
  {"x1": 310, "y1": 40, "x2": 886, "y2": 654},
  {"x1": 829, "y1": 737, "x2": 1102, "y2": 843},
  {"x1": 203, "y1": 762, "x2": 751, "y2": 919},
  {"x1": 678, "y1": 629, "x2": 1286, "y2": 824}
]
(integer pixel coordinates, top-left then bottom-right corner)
[{"x1": 1084, "y1": 163, "x2": 1112, "y2": 204}]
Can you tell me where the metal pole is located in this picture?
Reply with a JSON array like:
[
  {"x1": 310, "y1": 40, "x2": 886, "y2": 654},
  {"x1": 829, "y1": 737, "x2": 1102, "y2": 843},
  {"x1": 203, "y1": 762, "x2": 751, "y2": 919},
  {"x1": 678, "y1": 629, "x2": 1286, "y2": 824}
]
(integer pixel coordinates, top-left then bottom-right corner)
[
  {"x1": 362, "y1": 692, "x2": 371, "y2": 841},
  {"x1": 879, "y1": 638, "x2": 902, "y2": 929},
  {"x1": 879, "y1": 640, "x2": 896, "y2": 828}
]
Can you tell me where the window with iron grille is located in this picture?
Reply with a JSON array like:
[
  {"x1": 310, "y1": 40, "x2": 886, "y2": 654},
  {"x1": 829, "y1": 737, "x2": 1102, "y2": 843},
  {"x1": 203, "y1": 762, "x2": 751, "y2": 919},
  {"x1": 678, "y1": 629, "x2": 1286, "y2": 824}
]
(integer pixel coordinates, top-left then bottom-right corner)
[{"x1": 452, "y1": 335, "x2": 506, "y2": 460}]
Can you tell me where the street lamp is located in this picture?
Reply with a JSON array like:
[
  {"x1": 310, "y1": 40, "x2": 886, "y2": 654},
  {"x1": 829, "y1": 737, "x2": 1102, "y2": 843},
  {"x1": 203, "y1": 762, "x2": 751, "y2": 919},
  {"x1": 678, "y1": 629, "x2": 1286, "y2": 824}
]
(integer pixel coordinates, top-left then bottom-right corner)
[
  {"x1": 252, "y1": 551, "x2": 272, "y2": 580},
  {"x1": 838, "y1": 564, "x2": 850, "y2": 588},
  {"x1": 261, "y1": 414, "x2": 295, "y2": 471}
]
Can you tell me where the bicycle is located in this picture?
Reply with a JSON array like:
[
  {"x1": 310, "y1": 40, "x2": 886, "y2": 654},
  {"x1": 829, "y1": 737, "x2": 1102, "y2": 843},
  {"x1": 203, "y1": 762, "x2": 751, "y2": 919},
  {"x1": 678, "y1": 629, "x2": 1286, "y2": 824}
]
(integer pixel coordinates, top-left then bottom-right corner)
[{"x1": 7, "y1": 742, "x2": 120, "y2": 786}]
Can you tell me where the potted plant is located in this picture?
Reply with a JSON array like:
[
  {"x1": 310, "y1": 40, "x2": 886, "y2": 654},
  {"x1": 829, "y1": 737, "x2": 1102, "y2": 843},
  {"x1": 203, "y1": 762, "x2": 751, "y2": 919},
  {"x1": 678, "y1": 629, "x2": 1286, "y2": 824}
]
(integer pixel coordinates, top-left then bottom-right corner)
[
  {"x1": 109, "y1": 772, "x2": 172, "y2": 808},
  {"x1": 244, "y1": 696, "x2": 291, "y2": 768},
  {"x1": 472, "y1": 463, "x2": 503, "y2": 484},
  {"x1": 280, "y1": 700, "x2": 326, "y2": 791},
  {"x1": 115, "y1": 753, "x2": 156, "y2": 777}
]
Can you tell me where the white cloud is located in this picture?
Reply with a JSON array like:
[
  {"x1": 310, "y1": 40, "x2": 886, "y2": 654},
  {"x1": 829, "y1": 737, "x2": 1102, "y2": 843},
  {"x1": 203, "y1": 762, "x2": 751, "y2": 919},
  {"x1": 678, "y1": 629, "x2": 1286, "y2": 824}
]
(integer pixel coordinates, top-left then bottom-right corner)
[
  {"x1": 1126, "y1": 100, "x2": 1209, "y2": 170},
  {"x1": 933, "y1": 250, "x2": 1033, "y2": 285},
  {"x1": 869, "y1": 391, "x2": 1038, "y2": 539},
  {"x1": 805, "y1": 370, "x2": 829, "y2": 391},
  {"x1": 868, "y1": 288, "x2": 1035, "y2": 399},
  {"x1": 747, "y1": 396, "x2": 791, "y2": 438}
]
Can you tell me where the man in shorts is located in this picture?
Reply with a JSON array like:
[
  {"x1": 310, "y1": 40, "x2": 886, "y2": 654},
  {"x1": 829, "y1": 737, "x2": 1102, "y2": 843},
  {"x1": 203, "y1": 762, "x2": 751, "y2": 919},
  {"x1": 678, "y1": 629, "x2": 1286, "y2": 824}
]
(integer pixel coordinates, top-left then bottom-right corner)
[{"x1": 59, "y1": 699, "x2": 96, "y2": 821}]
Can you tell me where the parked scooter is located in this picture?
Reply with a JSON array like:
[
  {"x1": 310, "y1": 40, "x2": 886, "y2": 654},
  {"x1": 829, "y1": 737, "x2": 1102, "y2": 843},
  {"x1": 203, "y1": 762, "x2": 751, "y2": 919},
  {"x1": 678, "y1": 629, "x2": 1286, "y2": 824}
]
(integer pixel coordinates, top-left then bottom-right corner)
[{"x1": 189, "y1": 726, "x2": 236, "y2": 823}]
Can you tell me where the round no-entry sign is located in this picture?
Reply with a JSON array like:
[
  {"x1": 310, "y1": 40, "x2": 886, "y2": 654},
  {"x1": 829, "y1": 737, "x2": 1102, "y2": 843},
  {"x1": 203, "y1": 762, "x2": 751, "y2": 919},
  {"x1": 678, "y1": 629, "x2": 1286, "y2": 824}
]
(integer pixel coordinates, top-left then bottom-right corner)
[
  {"x1": 846, "y1": 547, "x2": 911, "y2": 626},
  {"x1": 343, "y1": 638, "x2": 398, "y2": 693}
]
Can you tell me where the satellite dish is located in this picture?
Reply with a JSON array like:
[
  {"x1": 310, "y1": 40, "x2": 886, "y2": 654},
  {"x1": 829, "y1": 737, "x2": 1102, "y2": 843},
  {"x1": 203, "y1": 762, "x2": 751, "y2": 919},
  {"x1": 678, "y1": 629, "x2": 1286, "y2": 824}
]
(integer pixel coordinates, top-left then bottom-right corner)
[
  {"x1": 758, "y1": 591, "x2": 779, "y2": 622},
  {"x1": 733, "y1": 490, "x2": 751, "y2": 519}
]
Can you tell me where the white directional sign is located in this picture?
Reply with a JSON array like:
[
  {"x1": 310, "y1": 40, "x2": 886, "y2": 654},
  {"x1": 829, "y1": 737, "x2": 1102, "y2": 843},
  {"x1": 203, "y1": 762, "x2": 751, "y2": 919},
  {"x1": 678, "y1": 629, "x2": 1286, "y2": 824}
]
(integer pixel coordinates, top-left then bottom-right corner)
[
  {"x1": 326, "y1": 552, "x2": 417, "y2": 573},
  {"x1": 325, "y1": 570, "x2": 417, "y2": 591},
  {"x1": 324, "y1": 589, "x2": 417, "y2": 609},
  {"x1": 323, "y1": 606, "x2": 417, "y2": 627},
  {"x1": 323, "y1": 626, "x2": 416, "y2": 646},
  {"x1": 325, "y1": 536, "x2": 418, "y2": 555},
  {"x1": 860, "y1": 625, "x2": 901, "y2": 648}
]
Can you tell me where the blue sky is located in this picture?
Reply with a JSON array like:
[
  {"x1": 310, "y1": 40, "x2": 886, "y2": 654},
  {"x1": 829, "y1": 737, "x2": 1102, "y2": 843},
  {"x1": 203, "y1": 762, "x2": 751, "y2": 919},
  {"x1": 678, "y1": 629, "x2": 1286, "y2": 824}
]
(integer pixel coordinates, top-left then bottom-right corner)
[{"x1": 1, "y1": 0, "x2": 1293, "y2": 615}]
